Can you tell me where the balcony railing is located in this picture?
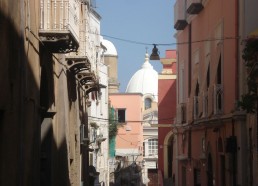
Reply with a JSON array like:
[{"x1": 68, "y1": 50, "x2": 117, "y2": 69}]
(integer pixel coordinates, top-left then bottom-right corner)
[
  {"x1": 214, "y1": 84, "x2": 223, "y2": 115},
  {"x1": 39, "y1": 0, "x2": 80, "y2": 53},
  {"x1": 174, "y1": 0, "x2": 188, "y2": 30},
  {"x1": 186, "y1": 0, "x2": 204, "y2": 14}
]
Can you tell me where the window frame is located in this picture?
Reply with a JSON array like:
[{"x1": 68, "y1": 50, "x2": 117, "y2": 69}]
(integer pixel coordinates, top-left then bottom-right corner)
[
  {"x1": 117, "y1": 108, "x2": 126, "y2": 123},
  {"x1": 148, "y1": 138, "x2": 158, "y2": 156},
  {"x1": 144, "y1": 97, "x2": 152, "y2": 110}
]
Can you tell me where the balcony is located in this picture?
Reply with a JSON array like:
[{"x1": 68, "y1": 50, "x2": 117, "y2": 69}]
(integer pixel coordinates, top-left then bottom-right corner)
[
  {"x1": 186, "y1": 0, "x2": 204, "y2": 14},
  {"x1": 174, "y1": 0, "x2": 188, "y2": 30},
  {"x1": 39, "y1": 0, "x2": 80, "y2": 53},
  {"x1": 77, "y1": 72, "x2": 100, "y2": 94},
  {"x1": 66, "y1": 55, "x2": 101, "y2": 96}
]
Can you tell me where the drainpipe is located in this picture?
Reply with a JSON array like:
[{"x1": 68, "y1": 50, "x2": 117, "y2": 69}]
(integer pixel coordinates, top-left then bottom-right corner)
[{"x1": 188, "y1": 24, "x2": 192, "y2": 97}]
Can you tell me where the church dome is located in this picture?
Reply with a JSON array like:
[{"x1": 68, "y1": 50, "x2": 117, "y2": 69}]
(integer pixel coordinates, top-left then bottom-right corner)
[
  {"x1": 101, "y1": 39, "x2": 117, "y2": 56},
  {"x1": 126, "y1": 53, "x2": 158, "y2": 102}
]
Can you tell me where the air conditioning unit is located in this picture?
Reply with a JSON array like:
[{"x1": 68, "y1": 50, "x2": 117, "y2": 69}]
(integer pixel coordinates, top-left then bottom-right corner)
[{"x1": 80, "y1": 124, "x2": 89, "y2": 145}]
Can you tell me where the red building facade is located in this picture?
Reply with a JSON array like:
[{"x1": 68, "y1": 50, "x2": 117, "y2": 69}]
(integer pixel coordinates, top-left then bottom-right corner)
[{"x1": 158, "y1": 50, "x2": 177, "y2": 185}]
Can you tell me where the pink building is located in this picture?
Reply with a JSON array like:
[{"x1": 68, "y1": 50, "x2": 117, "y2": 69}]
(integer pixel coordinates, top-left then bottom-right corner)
[{"x1": 109, "y1": 93, "x2": 144, "y2": 162}]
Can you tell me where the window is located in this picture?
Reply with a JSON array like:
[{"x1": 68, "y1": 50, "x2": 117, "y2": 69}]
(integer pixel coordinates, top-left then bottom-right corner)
[
  {"x1": 217, "y1": 55, "x2": 222, "y2": 84},
  {"x1": 194, "y1": 169, "x2": 201, "y2": 186},
  {"x1": 145, "y1": 98, "x2": 152, "y2": 110},
  {"x1": 143, "y1": 142, "x2": 145, "y2": 156},
  {"x1": 206, "y1": 64, "x2": 210, "y2": 89},
  {"x1": 148, "y1": 139, "x2": 158, "y2": 155},
  {"x1": 117, "y1": 109, "x2": 126, "y2": 123},
  {"x1": 179, "y1": 63, "x2": 185, "y2": 103},
  {"x1": 202, "y1": 137, "x2": 206, "y2": 152}
]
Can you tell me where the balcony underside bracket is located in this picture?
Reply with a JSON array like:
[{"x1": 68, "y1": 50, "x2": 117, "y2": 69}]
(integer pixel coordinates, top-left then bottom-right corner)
[
  {"x1": 187, "y1": 3, "x2": 204, "y2": 14},
  {"x1": 39, "y1": 30, "x2": 79, "y2": 53},
  {"x1": 66, "y1": 57, "x2": 91, "y2": 75}
]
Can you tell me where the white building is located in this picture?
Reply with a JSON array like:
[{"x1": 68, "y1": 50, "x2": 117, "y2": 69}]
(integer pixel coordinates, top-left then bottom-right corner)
[{"x1": 86, "y1": 8, "x2": 110, "y2": 186}]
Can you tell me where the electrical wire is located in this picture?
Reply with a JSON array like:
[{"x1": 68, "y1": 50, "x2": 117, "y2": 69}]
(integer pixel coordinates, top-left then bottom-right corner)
[
  {"x1": 117, "y1": 135, "x2": 139, "y2": 144},
  {"x1": 88, "y1": 31, "x2": 240, "y2": 46},
  {"x1": 88, "y1": 115, "x2": 175, "y2": 123},
  {"x1": 101, "y1": 34, "x2": 151, "y2": 46},
  {"x1": 25, "y1": 28, "x2": 177, "y2": 125}
]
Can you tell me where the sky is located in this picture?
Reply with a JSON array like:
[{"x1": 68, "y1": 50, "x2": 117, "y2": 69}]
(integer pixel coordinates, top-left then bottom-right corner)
[{"x1": 96, "y1": 0, "x2": 176, "y2": 92}]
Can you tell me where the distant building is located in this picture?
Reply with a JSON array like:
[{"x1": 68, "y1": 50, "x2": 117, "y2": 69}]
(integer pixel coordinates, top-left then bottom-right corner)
[
  {"x1": 109, "y1": 92, "x2": 144, "y2": 186},
  {"x1": 102, "y1": 39, "x2": 120, "y2": 93},
  {"x1": 108, "y1": 52, "x2": 159, "y2": 185}
]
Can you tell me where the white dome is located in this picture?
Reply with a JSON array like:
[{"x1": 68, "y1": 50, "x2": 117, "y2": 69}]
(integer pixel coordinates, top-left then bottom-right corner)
[
  {"x1": 102, "y1": 39, "x2": 117, "y2": 56},
  {"x1": 126, "y1": 53, "x2": 158, "y2": 102}
]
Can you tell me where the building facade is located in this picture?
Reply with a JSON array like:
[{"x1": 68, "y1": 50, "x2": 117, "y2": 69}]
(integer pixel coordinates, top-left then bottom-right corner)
[
  {"x1": 157, "y1": 50, "x2": 177, "y2": 186},
  {"x1": 109, "y1": 93, "x2": 144, "y2": 185},
  {"x1": 86, "y1": 15, "x2": 110, "y2": 185},
  {"x1": 0, "y1": 0, "x2": 108, "y2": 185},
  {"x1": 173, "y1": 0, "x2": 258, "y2": 186}
]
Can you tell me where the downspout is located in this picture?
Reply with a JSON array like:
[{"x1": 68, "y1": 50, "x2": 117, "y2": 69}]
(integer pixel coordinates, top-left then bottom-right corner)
[{"x1": 188, "y1": 24, "x2": 192, "y2": 97}]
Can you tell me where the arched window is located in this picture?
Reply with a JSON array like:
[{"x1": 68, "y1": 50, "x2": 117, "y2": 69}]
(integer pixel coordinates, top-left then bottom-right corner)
[{"x1": 145, "y1": 98, "x2": 152, "y2": 110}]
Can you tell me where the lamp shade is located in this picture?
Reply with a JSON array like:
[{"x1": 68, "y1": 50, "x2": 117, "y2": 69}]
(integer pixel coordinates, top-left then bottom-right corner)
[{"x1": 150, "y1": 44, "x2": 160, "y2": 60}]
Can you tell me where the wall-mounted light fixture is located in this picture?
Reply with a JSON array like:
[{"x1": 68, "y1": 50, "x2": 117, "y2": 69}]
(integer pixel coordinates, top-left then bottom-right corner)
[{"x1": 150, "y1": 44, "x2": 160, "y2": 60}]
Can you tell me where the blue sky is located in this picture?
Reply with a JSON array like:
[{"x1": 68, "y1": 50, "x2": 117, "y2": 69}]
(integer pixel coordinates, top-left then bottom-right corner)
[{"x1": 96, "y1": 0, "x2": 176, "y2": 92}]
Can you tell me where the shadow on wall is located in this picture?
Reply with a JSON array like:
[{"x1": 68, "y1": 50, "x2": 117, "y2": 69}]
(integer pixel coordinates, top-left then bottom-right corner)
[
  {"x1": 0, "y1": 8, "x2": 71, "y2": 186},
  {"x1": 158, "y1": 82, "x2": 177, "y2": 117}
]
